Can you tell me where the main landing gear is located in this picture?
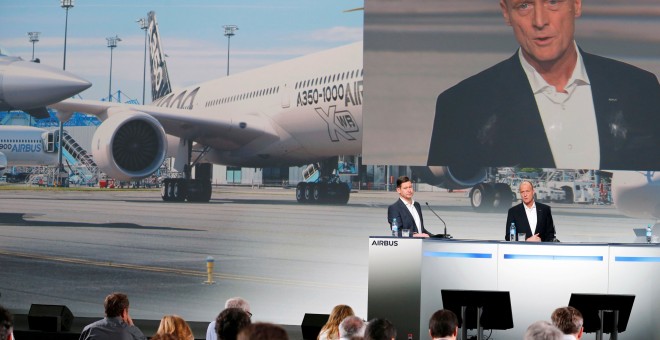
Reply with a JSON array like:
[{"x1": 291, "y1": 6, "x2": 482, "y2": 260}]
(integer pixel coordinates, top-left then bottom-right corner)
[
  {"x1": 296, "y1": 175, "x2": 350, "y2": 204},
  {"x1": 469, "y1": 182, "x2": 515, "y2": 212},
  {"x1": 161, "y1": 140, "x2": 213, "y2": 202}
]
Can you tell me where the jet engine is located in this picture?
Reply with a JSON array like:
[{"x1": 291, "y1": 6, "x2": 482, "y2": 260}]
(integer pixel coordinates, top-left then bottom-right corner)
[
  {"x1": 91, "y1": 112, "x2": 168, "y2": 181},
  {"x1": 412, "y1": 165, "x2": 487, "y2": 190}
]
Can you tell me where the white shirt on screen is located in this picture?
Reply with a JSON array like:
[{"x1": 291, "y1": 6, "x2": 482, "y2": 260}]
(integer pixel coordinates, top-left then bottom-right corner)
[{"x1": 519, "y1": 42, "x2": 600, "y2": 170}]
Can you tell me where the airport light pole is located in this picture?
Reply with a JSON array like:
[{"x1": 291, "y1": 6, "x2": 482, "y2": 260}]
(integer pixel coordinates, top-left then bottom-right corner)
[
  {"x1": 28, "y1": 32, "x2": 40, "y2": 61},
  {"x1": 223, "y1": 25, "x2": 238, "y2": 76},
  {"x1": 58, "y1": 0, "x2": 74, "y2": 186},
  {"x1": 61, "y1": 0, "x2": 74, "y2": 70},
  {"x1": 106, "y1": 35, "x2": 121, "y2": 102},
  {"x1": 137, "y1": 17, "x2": 148, "y2": 105}
]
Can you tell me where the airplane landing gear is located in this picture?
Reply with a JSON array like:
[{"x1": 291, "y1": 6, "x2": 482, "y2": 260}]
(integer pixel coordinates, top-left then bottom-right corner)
[
  {"x1": 296, "y1": 176, "x2": 350, "y2": 205},
  {"x1": 470, "y1": 182, "x2": 514, "y2": 212},
  {"x1": 161, "y1": 142, "x2": 213, "y2": 203}
]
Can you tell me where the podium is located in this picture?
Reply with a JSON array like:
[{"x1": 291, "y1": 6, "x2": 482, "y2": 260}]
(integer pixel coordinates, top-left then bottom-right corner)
[
  {"x1": 569, "y1": 294, "x2": 635, "y2": 340},
  {"x1": 441, "y1": 290, "x2": 513, "y2": 340},
  {"x1": 368, "y1": 238, "x2": 660, "y2": 339}
]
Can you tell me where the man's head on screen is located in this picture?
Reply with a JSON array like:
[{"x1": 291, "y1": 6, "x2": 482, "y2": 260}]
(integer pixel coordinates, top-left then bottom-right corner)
[{"x1": 500, "y1": 0, "x2": 582, "y2": 71}]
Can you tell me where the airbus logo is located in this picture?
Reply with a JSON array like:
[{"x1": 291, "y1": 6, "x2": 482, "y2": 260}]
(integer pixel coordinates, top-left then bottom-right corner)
[
  {"x1": 371, "y1": 240, "x2": 398, "y2": 246},
  {"x1": 315, "y1": 105, "x2": 359, "y2": 142},
  {"x1": 0, "y1": 143, "x2": 42, "y2": 152}
]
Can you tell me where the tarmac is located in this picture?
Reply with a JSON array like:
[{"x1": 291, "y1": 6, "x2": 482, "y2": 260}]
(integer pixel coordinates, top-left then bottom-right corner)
[{"x1": 0, "y1": 185, "x2": 649, "y2": 339}]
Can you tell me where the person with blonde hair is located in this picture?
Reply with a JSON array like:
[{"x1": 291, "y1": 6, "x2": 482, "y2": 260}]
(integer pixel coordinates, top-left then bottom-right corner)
[
  {"x1": 156, "y1": 315, "x2": 195, "y2": 340},
  {"x1": 318, "y1": 305, "x2": 355, "y2": 340}
]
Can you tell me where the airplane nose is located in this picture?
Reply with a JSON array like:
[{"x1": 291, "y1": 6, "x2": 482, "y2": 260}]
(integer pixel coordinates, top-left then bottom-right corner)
[{"x1": 1, "y1": 61, "x2": 92, "y2": 110}]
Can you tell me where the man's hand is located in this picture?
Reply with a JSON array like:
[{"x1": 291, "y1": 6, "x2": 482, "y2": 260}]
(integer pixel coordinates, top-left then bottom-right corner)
[
  {"x1": 527, "y1": 233, "x2": 541, "y2": 242},
  {"x1": 122, "y1": 309, "x2": 134, "y2": 326},
  {"x1": 413, "y1": 233, "x2": 430, "y2": 238}
]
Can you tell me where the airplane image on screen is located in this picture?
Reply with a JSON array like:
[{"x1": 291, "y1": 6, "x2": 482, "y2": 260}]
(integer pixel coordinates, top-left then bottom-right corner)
[
  {"x1": 0, "y1": 51, "x2": 90, "y2": 176},
  {"x1": 48, "y1": 12, "x2": 660, "y2": 221},
  {"x1": 0, "y1": 52, "x2": 91, "y2": 118},
  {"x1": 0, "y1": 125, "x2": 58, "y2": 176},
  {"x1": 50, "y1": 11, "x2": 366, "y2": 203}
]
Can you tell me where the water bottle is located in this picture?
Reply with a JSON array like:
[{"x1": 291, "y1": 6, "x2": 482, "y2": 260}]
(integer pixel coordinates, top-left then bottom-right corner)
[
  {"x1": 647, "y1": 224, "x2": 653, "y2": 243},
  {"x1": 391, "y1": 218, "x2": 399, "y2": 237},
  {"x1": 509, "y1": 222, "x2": 516, "y2": 241}
]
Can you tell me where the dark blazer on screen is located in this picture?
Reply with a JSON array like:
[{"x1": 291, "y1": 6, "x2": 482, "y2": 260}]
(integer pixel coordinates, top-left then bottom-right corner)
[{"x1": 428, "y1": 49, "x2": 660, "y2": 171}]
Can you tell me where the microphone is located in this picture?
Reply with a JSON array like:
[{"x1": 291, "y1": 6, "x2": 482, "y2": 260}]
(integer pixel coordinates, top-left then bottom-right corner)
[{"x1": 425, "y1": 202, "x2": 452, "y2": 239}]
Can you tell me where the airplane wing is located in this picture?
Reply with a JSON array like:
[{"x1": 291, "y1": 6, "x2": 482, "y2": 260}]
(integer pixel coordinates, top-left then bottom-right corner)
[{"x1": 49, "y1": 98, "x2": 280, "y2": 150}]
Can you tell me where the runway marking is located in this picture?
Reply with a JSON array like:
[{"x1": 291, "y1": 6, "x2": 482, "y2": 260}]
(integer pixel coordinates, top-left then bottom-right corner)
[{"x1": 0, "y1": 249, "x2": 364, "y2": 291}]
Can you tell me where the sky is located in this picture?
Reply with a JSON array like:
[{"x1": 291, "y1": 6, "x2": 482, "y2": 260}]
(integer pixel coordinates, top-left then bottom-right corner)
[{"x1": 0, "y1": 1, "x2": 364, "y2": 103}]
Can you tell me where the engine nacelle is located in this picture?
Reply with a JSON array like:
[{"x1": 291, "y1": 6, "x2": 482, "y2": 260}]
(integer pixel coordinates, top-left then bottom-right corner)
[
  {"x1": 91, "y1": 112, "x2": 168, "y2": 181},
  {"x1": 412, "y1": 165, "x2": 487, "y2": 190}
]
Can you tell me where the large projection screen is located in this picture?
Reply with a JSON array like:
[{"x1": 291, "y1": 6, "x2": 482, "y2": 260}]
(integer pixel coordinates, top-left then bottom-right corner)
[{"x1": 363, "y1": 0, "x2": 660, "y2": 170}]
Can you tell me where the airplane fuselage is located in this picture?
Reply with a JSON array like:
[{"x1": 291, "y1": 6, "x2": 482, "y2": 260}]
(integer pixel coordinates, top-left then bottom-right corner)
[
  {"x1": 152, "y1": 42, "x2": 363, "y2": 167},
  {"x1": 0, "y1": 126, "x2": 57, "y2": 167}
]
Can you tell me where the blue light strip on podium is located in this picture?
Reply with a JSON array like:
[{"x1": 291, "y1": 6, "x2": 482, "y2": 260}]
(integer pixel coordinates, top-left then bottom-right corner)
[
  {"x1": 423, "y1": 251, "x2": 492, "y2": 259},
  {"x1": 615, "y1": 256, "x2": 660, "y2": 262},
  {"x1": 504, "y1": 254, "x2": 603, "y2": 261}
]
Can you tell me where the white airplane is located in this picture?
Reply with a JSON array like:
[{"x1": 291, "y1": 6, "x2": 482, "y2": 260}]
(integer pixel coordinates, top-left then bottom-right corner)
[
  {"x1": 611, "y1": 171, "x2": 660, "y2": 220},
  {"x1": 0, "y1": 51, "x2": 90, "y2": 177},
  {"x1": 50, "y1": 11, "x2": 365, "y2": 203},
  {"x1": 0, "y1": 125, "x2": 57, "y2": 176},
  {"x1": 0, "y1": 52, "x2": 91, "y2": 118},
  {"x1": 48, "y1": 12, "x2": 660, "y2": 222}
]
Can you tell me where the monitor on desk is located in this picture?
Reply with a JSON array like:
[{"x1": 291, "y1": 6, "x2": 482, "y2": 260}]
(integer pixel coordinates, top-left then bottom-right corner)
[{"x1": 440, "y1": 290, "x2": 513, "y2": 330}]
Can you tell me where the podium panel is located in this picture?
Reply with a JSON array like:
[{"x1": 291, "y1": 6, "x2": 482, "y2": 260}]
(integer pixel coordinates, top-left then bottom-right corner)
[
  {"x1": 608, "y1": 245, "x2": 660, "y2": 337},
  {"x1": 368, "y1": 238, "x2": 659, "y2": 340},
  {"x1": 368, "y1": 238, "x2": 423, "y2": 340}
]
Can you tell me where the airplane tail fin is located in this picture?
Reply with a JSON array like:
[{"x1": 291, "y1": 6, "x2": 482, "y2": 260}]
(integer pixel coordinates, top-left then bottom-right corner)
[{"x1": 148, "y1": 11, "x2": 172, "y2": 102}]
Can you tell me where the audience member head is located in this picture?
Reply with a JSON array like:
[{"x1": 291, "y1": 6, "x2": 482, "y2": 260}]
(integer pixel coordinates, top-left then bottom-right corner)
[
  {"x1": 150, "y1": 334, "x2": 178, "y2": 340},
  {"x1": 104, "y1": 292, "x2": 130, "y2": 318},
  {"x1": 156, "y1": 314, "x2": 194, "y2": 340},
  {"x1": 319, "y1": 304, "x2": 355, "y2": 340},
  {"x1": 551, "y1": 306, "x2": 584, "y2": 339},
  {"x1": 216, "y1": 307, "x2": 252, "y2": 340},
  {"x1": 428, "y1": 309, "x2": 458, "y2": 340},
  {"x1": 524, "y1": 321, "x2": 563, "y2": 340},
  {"x1": 237, "y1": 322, "x2": 289, "y2": 340},
  {"x1": 364, "y1": 319, "x2": 396, "y2": 340},
  {"x1": 0, "y1": 305, "x2": 13, "y2": 340},
  {"x1": 226, "y1": 297, "x2": 252, "y2": 316},
  {"x1": 339, "y1": 316, "x2": 365, "y2": 339}
]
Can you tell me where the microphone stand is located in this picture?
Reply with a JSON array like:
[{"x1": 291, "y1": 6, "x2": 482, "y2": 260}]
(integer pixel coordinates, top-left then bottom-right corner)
[{"x1": 425, "y1": 202, "x2": 452, "y2": 239}]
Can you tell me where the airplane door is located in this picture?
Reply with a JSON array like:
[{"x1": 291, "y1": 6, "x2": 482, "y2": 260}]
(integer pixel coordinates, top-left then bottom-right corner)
[
  {"x1": 43, "y1": 131, "x2": 56, "y2": 153},
  {"x1": 280, "y1": 83, "x2": 290, "y2": 108}
]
